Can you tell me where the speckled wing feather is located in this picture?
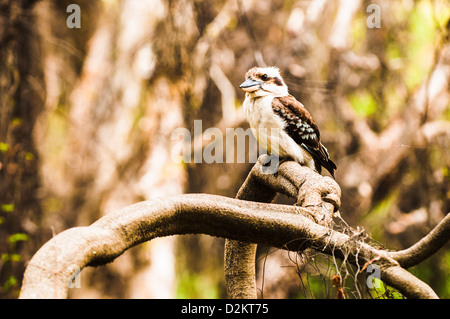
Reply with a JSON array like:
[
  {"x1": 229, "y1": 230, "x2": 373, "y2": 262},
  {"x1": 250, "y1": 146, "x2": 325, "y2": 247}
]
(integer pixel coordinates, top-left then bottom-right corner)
[{"x1": 272, "y1": 95, "x2": 336, "y2": 177}]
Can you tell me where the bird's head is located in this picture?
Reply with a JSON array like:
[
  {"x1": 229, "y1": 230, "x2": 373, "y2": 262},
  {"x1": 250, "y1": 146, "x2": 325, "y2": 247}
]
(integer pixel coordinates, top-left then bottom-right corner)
[{"x1": 240, "y1": 66, "x2": 288, "y2": 98}]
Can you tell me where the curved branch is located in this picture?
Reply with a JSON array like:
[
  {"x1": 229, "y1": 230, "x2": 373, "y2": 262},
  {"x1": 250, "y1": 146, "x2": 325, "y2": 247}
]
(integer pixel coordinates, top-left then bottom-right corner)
[
  {"x1": 252, "y1": 159, "x2": 341, "y2": 213},
  {"x1": 388, "y1": 213, "x2": 450, "y2": 268},
  {"x1": 19, "y1": 191, "x2": 441, "y2": 299},
  {"x1": 19, "y1": 157, "x2": 444, "y2": 299},
  {"x1": 224, "y1": 157, "x2": 340, "y2": 298},
  {"x1": 19, "y1": 193, "x2": 314, "y2": 298},
  {"x1": 382, "y1": 266, "x2": 438, "y2": 299}
]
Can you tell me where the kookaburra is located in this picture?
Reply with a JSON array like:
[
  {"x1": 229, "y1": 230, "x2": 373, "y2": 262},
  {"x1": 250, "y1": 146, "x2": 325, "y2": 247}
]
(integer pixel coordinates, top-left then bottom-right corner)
[{"x1": 240, "y1": 66, "x2": 336, "y2": 178}]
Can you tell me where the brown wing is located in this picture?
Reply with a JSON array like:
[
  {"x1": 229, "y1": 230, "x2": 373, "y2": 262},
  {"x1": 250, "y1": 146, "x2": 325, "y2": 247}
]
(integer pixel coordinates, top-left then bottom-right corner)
[{"x1": 272, "y1": 95, "x2": 336, "y2": 177}]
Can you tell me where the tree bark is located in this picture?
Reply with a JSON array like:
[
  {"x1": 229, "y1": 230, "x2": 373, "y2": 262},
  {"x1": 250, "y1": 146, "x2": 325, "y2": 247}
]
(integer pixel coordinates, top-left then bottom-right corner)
[
  {"x1": 224, "y1": 158, "x2": 277, "y2": 299},
  {"x1": 19, "y1": 160, "x2": 446, "y2": 299},
  {"x1": 224, "y1": 156, "x2": 340, "y2": 298}
]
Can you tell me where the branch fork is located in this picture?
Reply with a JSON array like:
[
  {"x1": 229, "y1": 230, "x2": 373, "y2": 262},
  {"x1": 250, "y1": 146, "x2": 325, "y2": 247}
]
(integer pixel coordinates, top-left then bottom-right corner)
[{"x1": 19, "y1": 157, "x2": 448, "y2": 299}]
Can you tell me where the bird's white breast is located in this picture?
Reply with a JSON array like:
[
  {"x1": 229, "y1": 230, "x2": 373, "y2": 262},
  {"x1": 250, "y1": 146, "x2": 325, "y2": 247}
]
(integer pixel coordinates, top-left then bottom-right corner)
[
  {"x1": 243, "y1": 95, "x2": 284, "y2": 131},
  {"x1": 243, "y1": 94, "x2": 315, "y2": 170}
]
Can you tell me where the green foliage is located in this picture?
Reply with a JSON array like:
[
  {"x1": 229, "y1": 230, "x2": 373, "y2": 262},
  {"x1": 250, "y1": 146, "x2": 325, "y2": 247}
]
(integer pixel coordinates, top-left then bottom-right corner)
[
  {"x1": 348, "y1": 90, "x2": 377, "y2": 117},
  {"x1": 0, "y1": 142, "x2": 9, "y2": 152},
  {"x1": 1, "y1": 204, "x2": 14, "y2": 213},
  {"x1": 441, "y1": 251, "x2": 450, "y2": 298},
  {"x1": 1, "y1": 253, "x2": 23, "y2": 263},
  {"x1": 368, "y1": 279, "x2": 404, "y2": 299},
  {"x1": 176, "y1": 271, "x2": 220, "y2": 299},
  {"x1": 8, "y1": 233, "x2": 30, "y2": 245},
  {"x1": 361, "y1": 190, "x2": 399, "y2": 242},
  {"x1": 24, "y1": 152, "x2": 34, "y2": 161},
  {"x1": 296, "y1": 274, "x2": 332, "y2": 299},
  {"x1": 410, "y1": 251, "x2": 450, "y2": 299},
  {"x1": 2, "y1": 276, "x2": 17, "y2": 292},
  {"x1": 403, "y1": 2, "x2": 436, "y2": 91}
]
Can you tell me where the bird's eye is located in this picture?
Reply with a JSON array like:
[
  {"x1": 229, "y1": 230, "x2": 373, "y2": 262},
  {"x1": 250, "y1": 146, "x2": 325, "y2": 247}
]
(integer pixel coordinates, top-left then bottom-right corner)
[{"x1": 261, "y1": 74, "x2": 268, "y2": 81}]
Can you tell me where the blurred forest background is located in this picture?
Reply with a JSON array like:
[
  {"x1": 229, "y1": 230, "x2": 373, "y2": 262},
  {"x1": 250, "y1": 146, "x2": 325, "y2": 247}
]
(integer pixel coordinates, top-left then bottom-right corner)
[{"x1": 0, "y1": 0, "x2": 449, "y2": 299}]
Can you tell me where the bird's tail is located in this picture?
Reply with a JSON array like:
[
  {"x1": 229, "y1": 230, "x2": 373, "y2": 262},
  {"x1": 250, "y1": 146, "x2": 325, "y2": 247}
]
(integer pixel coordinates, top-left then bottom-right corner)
[{"x1": 302, "y1": 143, "x2": 336, "y2": 178}]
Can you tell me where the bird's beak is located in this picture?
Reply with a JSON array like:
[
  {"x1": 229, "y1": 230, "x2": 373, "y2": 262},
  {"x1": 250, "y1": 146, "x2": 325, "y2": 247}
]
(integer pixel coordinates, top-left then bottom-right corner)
[{"x1": 240, "y1": 78, "x2": 262, "y2": 92}]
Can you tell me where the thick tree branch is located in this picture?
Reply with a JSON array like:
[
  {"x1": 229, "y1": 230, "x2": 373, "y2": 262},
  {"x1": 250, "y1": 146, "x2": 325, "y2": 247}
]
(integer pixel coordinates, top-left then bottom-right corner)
[
  {"x1": 225, "y1": 158, "x2": 340, "y2": 299},
  {"x1": 381, "y1": 266, "x2": 439, "y2": 299},
  {"x1": 224, "y1": 240, "x2": 258, "y2": 299},
  {"x1": 19, "y1": 160, "x2": 444, "y2": 299},
  {"x1": 224, "y1": 158, "x2": 277, "y2": 299},
  {"x1": 19, "y1": 193, "x2": 313, "y2": 298},
  {"x1": 224, "y1": 157, "x2": 340, "y2": 298}
]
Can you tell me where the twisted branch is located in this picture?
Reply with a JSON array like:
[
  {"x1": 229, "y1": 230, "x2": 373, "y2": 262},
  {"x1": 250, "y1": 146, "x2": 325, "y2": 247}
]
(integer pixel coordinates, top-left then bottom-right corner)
[
  {"x1": 388, "y1": 213, "x2": 450, "y2": 269},
  {"x1": 19, "y1": 158, "x2": 446, "y2": 299}
]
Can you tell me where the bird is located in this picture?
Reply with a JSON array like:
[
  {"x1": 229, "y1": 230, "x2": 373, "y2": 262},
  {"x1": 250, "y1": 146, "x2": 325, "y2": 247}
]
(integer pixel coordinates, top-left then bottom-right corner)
[{"x1": 239, "y1": 66, "x2": 336, "y2": 178}]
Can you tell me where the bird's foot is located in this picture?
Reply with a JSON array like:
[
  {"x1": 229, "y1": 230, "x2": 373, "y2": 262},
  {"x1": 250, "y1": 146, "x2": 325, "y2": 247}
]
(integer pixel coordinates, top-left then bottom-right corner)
[{"x1": 260, "y1": 154, "x2": 280, "y2": 176}]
